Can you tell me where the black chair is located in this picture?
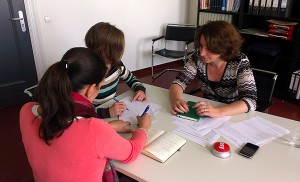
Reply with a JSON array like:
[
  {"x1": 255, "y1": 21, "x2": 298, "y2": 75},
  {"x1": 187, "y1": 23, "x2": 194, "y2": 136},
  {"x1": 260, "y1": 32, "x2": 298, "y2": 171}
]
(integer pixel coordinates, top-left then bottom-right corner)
[
  {"x1": 24, "y1": 84, "x2": 38, "y2": 101},
  {"x1": 252, "y1": 68, "x2": 278, "y2": 112},
  {"x1": 151, "y1": 24, "x2": 197, "y2": 79}
]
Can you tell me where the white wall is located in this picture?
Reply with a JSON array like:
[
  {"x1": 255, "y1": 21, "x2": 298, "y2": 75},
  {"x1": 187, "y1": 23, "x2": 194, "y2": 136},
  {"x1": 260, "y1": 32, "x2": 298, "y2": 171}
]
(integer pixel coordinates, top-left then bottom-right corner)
[{"x1": 25, "y1": 0, "x2": 198, "y2": 79}]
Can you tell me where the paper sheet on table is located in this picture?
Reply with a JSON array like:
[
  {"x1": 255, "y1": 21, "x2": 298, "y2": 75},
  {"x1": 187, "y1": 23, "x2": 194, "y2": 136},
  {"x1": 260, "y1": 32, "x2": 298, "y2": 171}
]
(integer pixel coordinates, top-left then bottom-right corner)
[
  {"x1": 214, "y1": 116, "x2": 290, "y2": 148},
  {"x1": 172, "y1": 116, "x2": 231, "y2": 131},
  {"x1": 172, "y1": 126, "x2": 221, "y2": 147},
  {"x1": 118, "y1": 96, "x2": 160, "y2": 124},
  {"x1": 172, "y1": 118, "x2": 230, "y2": 137}
]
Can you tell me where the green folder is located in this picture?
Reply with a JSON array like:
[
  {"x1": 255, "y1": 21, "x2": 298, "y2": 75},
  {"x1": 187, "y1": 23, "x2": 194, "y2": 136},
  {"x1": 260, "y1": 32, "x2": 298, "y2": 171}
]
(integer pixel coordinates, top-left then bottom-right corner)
[{"x1": 176, "y1": 101, "x2": 201, "y2": 122}]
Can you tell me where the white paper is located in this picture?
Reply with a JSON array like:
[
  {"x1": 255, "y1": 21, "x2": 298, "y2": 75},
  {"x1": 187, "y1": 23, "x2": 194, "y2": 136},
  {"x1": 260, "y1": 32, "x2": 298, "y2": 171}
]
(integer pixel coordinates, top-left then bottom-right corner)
[
  {"x1": 172, "y1": 116, "x2": 231, "y2": 131},
  {"x1": 173, "y1": 127, "x2": 221, "y2": 147},
  {"x1": 119, "y1": 96, "x2": 159, "y2": 124},
  {"x1": 214, "y1": 116, "x2": 290, "y2": 148}
]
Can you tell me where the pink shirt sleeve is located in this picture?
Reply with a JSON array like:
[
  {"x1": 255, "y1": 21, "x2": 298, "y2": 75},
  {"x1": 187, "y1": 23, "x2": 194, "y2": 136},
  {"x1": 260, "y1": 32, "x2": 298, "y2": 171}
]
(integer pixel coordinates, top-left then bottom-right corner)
[{"x1": 92, "y1": 120, "x2": 147, "y2": 163}]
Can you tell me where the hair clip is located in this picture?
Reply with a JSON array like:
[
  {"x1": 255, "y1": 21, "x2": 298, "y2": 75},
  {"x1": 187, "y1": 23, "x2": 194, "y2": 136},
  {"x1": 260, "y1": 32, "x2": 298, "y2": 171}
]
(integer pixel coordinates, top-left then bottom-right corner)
[{"x1": 63, "y1": 60, "x2": 69, "y2": 70}]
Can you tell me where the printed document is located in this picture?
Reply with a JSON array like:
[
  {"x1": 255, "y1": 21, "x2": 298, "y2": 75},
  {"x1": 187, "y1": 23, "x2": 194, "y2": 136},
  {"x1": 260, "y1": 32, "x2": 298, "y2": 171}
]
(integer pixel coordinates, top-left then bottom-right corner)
[{"x1": 214, "y1": 116, "x2": 290, "y2": 147}]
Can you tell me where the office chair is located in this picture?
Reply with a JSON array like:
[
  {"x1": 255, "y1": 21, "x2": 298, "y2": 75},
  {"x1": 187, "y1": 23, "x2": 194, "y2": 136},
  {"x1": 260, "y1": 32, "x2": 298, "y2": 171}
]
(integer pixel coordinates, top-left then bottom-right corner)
[
  {"x1": 252, "y1": 68, "x2": 278, "y2": 113},
  {"x1": 151, "y1": 24, "x2": 197, "y2": 79},
  {"x1": 24, "y1": 84, "x2": 38, "y2": 101}
]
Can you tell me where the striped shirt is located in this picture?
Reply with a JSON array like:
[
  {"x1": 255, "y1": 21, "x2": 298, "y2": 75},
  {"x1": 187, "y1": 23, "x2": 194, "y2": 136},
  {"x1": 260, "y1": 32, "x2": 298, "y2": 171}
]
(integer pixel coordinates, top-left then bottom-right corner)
[
  {"x1": 172, "y1": 52, "x2": 257, "y2": 112},
  {"x1": 94, "y1": 61, "x2": 146, "y2": 118}
]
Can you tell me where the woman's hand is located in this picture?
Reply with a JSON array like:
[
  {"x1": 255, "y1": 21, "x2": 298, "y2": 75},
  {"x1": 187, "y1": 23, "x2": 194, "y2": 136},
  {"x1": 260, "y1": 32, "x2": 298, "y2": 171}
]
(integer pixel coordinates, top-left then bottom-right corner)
[
  {"x1": 132, "y1": 90, "x2": 147, "y2": 102},
  {"x1": 109, "y1": 102, "x2": 127, "y2": 117},
  {"x1": 136, "y1": 113, "x2": 151, "y2": 131},
  {"x1": 171, "y1": 99, "x2": 189, "y2": 115},
  {"x1": 194, "y1": 101, "x2": 220, "y2": 118},
  {"x1": 109, "y1": 120, "x2": 132, "y2": 133}
]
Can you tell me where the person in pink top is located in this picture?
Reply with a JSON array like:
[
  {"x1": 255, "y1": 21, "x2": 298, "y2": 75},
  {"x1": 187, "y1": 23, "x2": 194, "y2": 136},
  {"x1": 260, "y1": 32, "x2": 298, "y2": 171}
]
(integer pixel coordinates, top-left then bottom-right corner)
[{"x1": 20, "y1": 47, "x2": 151, "y2": 182}]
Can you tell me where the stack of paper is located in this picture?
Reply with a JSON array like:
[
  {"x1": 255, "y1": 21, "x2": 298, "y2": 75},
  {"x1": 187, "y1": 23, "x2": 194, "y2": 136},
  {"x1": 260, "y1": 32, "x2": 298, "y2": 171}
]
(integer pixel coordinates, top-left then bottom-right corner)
[
  {"x1": 214, "y1": 116, "x2": 290, "y2": 148},
  {"x1": 172, "y1": 116, "x2": 231, "y2": 147}
]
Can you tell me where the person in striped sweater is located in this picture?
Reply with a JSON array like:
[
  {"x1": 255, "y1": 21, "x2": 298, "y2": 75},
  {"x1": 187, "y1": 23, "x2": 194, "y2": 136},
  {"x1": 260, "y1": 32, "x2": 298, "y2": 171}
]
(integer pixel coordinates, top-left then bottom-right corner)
[
  {"x1": 85, "y1": 22, "x2": 146, "y2": 119},
  {"x1": 170, "y1": 21, "x2": 257, "y2": 118}
]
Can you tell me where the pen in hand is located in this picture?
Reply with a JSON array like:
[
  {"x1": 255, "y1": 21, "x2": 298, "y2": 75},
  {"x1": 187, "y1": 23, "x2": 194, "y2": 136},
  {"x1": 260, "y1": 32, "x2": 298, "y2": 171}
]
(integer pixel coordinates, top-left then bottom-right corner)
[
  {"x1": 141, "y1": 105, "x2": 150, "y2": 116},
  {"x1": 113, "y1": 98, "x2": 129, "y2": 111}
]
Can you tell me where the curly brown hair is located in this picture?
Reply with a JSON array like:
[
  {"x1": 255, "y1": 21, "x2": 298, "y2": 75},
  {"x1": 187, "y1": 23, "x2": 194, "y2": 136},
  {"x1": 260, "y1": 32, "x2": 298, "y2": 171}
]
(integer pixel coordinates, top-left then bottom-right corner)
[
  {"x1": 85, "y1": 22, "x2": 125, "y2": 67},
  {"x1": 194, "y1": 21, "x2": 243, "y2": 62}
]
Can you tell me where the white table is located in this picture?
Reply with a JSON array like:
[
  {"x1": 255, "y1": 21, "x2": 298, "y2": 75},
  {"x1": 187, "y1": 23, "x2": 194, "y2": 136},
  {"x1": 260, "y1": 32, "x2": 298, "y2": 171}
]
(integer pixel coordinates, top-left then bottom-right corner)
[{"x1": 100, "y1": 84, "x2": 300, "y2": 182}]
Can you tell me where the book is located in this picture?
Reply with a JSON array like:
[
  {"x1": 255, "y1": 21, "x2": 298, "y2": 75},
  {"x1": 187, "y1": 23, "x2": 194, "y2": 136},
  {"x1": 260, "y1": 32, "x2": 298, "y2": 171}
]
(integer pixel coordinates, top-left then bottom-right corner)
[
  {"x1": 176, "y1": 101, "x2": 201, "y2": 121},
  {"x1": 142, "y1": 128, "x2": 186, "y2": 163}
]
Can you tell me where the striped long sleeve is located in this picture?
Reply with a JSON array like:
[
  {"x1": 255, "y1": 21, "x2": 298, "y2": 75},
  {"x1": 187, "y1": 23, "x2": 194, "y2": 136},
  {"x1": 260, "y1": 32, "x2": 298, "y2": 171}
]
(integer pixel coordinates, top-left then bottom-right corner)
[
  {"x1": 94, "y1": 61, "x2": 146, "y2": 118},
  {"x1": 172, "y1": 52, "x2": 257, "y2": 112}
]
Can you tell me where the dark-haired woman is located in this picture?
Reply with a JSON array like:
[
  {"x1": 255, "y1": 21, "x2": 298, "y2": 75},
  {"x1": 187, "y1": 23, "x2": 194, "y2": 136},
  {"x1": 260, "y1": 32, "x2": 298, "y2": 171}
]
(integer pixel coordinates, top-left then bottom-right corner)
[
  {"x1": 20, "y1": 47, "x2": 151, "y2": 182},
  {"x1": 170, "y1": 20, "x2": 257, "y2": 117}
]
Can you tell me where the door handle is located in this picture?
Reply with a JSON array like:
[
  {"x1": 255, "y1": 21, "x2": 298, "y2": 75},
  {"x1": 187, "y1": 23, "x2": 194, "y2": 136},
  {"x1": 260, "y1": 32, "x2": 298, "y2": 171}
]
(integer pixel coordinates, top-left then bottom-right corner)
[{"x1": 10, "y1": 11, "x2": 26, "y2": 32}]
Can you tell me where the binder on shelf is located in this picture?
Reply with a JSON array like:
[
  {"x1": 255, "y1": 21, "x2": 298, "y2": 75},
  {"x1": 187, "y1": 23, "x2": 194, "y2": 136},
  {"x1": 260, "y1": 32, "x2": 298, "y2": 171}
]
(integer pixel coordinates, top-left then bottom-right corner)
[
  {"x1": 248, "y1": 0, "x2": 254, "y2": 14},
  {"x1": 296, "y1": 80, "x2": 300, "y2": 99},
  {"x1": 253, "y1": 0, "x2": 261, "y2": 14},
  {"x1": 265, "y1": 0, "x2": 273, "y2": 16},
  {"x1": 289, "y1": 72, "x2": 296, "y2": 91},
  {"x1": 210, "y1": 0, "x2": 215, "y2": 10},
  {"x1": 292, "y1": 71, "x2": 300, "y2": 99},
  {"x1": 227, "y1": 0, "x2": 234, "y2": 11},
  {"x1": 271, "y1": 0, "x2": 279, "y2": 16},
  {"x1": 279, "y1": 0, "x2": 293, "y2": 17},
  {"x1": 217, "y1": 0, "x2": 223, "y2": 10},
  {"x1": 222, "y1": 0, "x2": 228, "y2": 11},
  {"x1": 233, "y1": 0, "x2": 241, "y2": 12},
  {"x1": 200, "y1": 0, "x2": 210, "y2": 10},
  {"x1": 259, "y1": 0, "x2": 267, "y2": 15},
  {"x1": 289, "y1": 70, "x2": 300, "y2": 98}
]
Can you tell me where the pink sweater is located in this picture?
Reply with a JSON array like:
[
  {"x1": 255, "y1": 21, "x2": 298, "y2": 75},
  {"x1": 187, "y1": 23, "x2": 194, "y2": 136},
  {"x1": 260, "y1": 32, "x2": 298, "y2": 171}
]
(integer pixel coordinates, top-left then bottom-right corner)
[{"x1": 20, "y1": 102, "x2": 146, "y2": 182}]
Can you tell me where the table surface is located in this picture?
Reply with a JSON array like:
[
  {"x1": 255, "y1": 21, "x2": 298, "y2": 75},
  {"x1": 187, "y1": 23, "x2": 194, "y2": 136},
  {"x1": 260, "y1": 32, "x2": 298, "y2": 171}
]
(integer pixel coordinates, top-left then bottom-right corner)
[{"x1": 99, "y1": 84, "x2": 300, "y2": 182}]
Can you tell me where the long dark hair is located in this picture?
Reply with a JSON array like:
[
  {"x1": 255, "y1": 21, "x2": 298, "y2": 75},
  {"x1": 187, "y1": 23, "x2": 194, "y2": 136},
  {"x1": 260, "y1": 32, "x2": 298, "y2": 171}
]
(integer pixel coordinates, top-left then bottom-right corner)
[{"x1": 36, "y1": 47, "x2": 107, "y2": 145}]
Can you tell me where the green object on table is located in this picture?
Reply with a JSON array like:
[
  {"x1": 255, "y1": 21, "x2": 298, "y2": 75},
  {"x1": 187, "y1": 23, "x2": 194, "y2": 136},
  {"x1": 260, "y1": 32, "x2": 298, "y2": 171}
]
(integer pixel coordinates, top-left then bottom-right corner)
[{"x1": 176, "y1": 101, "x2": 201, "y2": 122}]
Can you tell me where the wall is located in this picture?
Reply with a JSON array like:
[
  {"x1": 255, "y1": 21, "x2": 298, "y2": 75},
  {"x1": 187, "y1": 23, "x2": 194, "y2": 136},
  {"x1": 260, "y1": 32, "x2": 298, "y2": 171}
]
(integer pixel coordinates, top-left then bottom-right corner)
[{"x1": 25, "y1": 0, "x2": 196, "y2": 79}]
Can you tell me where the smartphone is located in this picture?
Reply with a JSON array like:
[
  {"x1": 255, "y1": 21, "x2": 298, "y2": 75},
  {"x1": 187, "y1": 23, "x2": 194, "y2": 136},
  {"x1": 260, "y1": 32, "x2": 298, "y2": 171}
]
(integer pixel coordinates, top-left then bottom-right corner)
[{"x1": 239, "y1": 143, "x2": 259, "y2": 158}]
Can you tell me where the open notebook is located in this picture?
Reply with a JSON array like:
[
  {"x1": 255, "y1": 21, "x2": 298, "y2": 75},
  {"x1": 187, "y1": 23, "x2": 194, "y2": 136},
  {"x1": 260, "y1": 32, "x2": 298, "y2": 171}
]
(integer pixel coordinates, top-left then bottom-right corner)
[{"x1": 141, "y1": 128, "x2": 186, "y2": 163}]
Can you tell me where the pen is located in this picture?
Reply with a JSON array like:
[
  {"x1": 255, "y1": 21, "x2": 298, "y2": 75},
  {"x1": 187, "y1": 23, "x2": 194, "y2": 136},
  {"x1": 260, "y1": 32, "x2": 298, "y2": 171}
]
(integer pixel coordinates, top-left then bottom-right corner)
[
  {"x1": 113, "y1": 98, "x2": 129, "y2": 111},
  {"x1": 141, "y1": 105, "x2": 150, "y2": 116}
]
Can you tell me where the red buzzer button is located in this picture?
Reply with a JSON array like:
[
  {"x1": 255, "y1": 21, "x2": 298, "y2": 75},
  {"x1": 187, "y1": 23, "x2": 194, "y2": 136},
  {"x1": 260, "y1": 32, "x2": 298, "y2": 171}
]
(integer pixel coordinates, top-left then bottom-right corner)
[
  {"x1": 213, "y1": 142, "x2": 230, "y2": 152},
  {"x1": 211, "y1": 142, "x2": 231, "y2": 159}
]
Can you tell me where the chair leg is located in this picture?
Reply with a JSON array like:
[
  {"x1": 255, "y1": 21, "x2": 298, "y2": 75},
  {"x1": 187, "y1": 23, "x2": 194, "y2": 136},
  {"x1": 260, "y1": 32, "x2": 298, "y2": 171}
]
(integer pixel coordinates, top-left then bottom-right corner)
[{"x1": 152, "y1": 68, "x2": 181, "y2": 79}]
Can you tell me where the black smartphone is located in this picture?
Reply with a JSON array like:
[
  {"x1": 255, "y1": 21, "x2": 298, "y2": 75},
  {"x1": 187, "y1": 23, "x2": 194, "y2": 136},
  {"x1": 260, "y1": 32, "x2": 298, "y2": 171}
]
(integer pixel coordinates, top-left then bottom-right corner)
[{"x1": 239, "y1": 143, "x2": 259, "y2": 158}]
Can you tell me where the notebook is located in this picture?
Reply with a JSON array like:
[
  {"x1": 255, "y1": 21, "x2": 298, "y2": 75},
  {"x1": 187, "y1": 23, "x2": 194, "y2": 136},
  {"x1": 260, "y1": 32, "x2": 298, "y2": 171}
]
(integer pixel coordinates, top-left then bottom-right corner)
[
  {"x1": 142, "y1": 128, "x2": 186, "y2": 163},
  {"x1": 176, "y1": 101, "x2": 201, "y2": 121}
]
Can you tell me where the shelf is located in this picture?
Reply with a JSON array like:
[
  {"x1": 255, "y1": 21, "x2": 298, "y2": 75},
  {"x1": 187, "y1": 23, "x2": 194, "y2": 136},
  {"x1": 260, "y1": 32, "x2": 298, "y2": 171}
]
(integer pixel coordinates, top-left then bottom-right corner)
[
  {"x1": 197, "y1": 0, "x2": 300, "y2": 101},
  {"x1": 198, "y1": 9, "x2": 239, "y2": 15}
]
